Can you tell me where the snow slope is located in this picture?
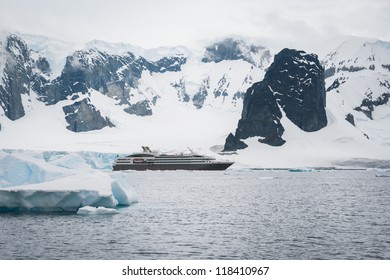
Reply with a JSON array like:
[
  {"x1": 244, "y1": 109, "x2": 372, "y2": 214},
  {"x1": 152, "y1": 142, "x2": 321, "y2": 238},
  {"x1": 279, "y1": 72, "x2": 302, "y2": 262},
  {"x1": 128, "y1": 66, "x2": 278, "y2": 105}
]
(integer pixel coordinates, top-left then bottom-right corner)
[
  {"x1": 323, "y1": 38, "x2": 390, "y2": 147},
  {"x1": 0, "y1": 88, "x2": 240, "y2": 154}
]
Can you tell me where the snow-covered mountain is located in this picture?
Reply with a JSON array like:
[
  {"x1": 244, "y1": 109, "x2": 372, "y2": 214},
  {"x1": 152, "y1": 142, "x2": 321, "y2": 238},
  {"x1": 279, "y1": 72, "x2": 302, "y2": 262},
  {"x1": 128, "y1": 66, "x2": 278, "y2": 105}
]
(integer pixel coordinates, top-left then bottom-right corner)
[
  {"x1": 221, "y1": 38, "x2": 390, "y2": 168},
  {"x1": 0, "y1": 33, "x2": 268, "y2": 124},
  {"x1": 202, "y1": 37, "x2": 271, "y2": 68},
  {"x1": 323, "y1": 38, "x2": 390, "y2": 147},
  {"x1": 0, "y1": 33, "x2": 267, "y2": 153},
  {"x1": 0, "y1": 32, "x2": 389, "y2": 168}
]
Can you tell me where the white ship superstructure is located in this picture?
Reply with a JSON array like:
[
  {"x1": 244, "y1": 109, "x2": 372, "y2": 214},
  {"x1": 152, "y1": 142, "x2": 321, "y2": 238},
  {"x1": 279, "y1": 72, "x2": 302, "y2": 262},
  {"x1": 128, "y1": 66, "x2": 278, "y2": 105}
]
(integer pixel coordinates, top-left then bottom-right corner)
[{"x1": 113, "y1": 147, "x2": 234, "y2": 171}]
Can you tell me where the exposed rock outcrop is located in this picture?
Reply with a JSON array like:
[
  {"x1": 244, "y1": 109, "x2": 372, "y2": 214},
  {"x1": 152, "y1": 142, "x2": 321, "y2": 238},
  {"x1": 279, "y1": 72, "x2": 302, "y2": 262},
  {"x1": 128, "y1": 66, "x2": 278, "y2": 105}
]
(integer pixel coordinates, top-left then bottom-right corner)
[
  {"x1": 202, "y1": 38, "x2": 271, "y2": 68},
  {"x1": 0, "y1": 35, "x2": 31, "y2": 120},
  {"x1": 63, "y1": 98, "x2": 114, "y2": 132},
  {"x1": 224, "y1": 48, "x2": 327, "y2": 151}
]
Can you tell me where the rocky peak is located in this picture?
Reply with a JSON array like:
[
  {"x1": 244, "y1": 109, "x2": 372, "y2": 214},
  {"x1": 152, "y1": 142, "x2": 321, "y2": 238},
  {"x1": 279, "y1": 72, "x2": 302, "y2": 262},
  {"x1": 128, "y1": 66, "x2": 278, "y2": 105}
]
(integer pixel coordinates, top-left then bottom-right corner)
[
  {"x1": 37, "y1": 48, "x2": 187, "y2": 117},
  {"x1": 5, "y1": 34, "x2": 30, "y2": 62},
  {"x1": 201, "y1": 37, "x2": 271, "y2": 68},
  {"x1": 266, "y1": 48, "x2": 327, "y2": 132},
  {"x1": 0, "y1": 35, "x2": 32, "y2": 120},
  {"x1": 224, "y1": 48, "x2": 327, "y2": 150}
]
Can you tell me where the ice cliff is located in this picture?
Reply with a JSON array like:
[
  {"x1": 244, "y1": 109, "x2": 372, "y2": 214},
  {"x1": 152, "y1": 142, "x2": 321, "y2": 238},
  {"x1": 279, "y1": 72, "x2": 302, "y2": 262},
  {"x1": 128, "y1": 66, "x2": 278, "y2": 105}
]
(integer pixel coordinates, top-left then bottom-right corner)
[{"x1": 0, "y1": 150, "x2": 137, "y2": 213}]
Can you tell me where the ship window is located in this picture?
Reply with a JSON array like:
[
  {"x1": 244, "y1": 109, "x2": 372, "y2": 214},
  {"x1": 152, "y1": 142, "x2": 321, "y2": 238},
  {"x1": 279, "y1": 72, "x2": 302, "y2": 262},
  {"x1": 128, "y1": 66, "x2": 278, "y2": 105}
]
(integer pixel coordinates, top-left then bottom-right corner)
[{"x1": 130, "y1": 153, "x2": 154, "y2": 157}]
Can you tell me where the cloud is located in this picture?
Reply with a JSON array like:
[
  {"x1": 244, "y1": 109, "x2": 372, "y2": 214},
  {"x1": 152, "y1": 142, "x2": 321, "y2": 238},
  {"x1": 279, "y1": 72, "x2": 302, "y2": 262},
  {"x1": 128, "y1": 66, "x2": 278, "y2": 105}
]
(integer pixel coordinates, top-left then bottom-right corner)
[{"x1": 0, "y1": 0, "x2": 389, "y2": 50}]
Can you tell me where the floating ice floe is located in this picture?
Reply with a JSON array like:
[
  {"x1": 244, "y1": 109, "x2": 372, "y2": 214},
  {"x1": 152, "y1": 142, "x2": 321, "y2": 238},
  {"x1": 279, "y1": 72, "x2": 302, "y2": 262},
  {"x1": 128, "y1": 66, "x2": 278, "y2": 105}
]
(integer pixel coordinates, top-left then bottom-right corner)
[
  {"x1": 77, "y1": 206, "x2": 119, "y2": 215},
  {"x1": 0, "y1": 149, "x2": 138, "y2": 213}
]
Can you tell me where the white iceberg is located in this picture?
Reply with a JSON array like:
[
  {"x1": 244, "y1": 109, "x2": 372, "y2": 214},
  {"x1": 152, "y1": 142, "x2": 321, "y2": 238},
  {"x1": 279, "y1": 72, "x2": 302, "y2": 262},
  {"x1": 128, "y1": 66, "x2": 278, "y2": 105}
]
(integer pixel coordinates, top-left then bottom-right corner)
[
  {"x1": 0, "y1": 151, "x2": 71, "y2": 188},
  {"x1": 0, "y1": 149, "x2": 138, "y2": 213},
  {"x1": 77, "y1": 206, "x2": 119, "y2": 215}
]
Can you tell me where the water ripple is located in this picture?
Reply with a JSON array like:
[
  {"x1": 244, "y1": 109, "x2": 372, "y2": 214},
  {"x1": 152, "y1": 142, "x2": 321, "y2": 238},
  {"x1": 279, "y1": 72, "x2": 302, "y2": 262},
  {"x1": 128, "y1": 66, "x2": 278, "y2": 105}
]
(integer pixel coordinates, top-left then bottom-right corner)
[{"x1": 1, "y1": 170, "x2": 390, "y2": 259}]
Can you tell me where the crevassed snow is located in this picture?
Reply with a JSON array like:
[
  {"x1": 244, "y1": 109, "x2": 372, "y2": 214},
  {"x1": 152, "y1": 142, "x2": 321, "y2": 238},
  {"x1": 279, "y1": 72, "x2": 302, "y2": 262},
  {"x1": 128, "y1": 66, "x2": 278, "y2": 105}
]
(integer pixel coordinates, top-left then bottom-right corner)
[{"x1": 0, "y1": 149, "x2": 138, "y2": 212}]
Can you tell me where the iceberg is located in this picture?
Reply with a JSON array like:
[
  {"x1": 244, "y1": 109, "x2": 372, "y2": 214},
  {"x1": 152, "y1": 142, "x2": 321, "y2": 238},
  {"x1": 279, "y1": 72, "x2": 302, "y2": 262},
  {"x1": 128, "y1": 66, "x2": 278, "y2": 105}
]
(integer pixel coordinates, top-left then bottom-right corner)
[
  {"x1": 0, "y1": 151, "x2": 71, "y2": 188},
  {"x1": 0, "y1": 172, "x2": 136, "y2": 212},
  {"x1": 77, "y1": 206, "x2": 120, "y2": 215},
  {"x1": 0, "y1": 149, "x2": 138, "y2": 213}
]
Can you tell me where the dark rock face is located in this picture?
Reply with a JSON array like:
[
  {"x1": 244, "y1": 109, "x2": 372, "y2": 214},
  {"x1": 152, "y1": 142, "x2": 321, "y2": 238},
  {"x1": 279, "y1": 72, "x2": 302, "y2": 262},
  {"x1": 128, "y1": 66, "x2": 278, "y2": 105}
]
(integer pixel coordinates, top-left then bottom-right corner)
[
  {"x1": 192, "y1": 73, "x2": 250, "y2": 110},
  {"x1": 339, "y1": 65, "x2": 365, "y2": 72},
  {"x1": 382, "y1": 64, "x2": 390, "y2": 72},
  {"x1": 38, "y1": 55, "x2": 89, "y2": 105},
  {"x1": 63, "y1": 98, "x2": 114, "y2": 132},
  {"x1": 35, "y1": 57, "x2": 51, "y2": 73},
  {"x1": 0, "y1": 35, "x2": 52, "y2": 121},
  {"x1": 145, "y1": 56, "x2": 187, "y2": 73},
  {"x1": 0, "y1": 35, "x2": 30, "y2": 120},
  {"x1": 268, "y1": 49, "x2": 327, "y2": 132},
  {"x1": 213, "y1": 75, "x2": 229, "y2": 98},
  {"x1": 235, "y1": 81, "x2": 285, "y2": 146},
  {"x1": 201, "y1": 38, "x2": 271, "y2": 68},
  {"x1": 223, "y1": 133, "x2": 248, "y2": 151},
  {"x1": 123, "y1": 100, "x2": 153, "y2": 116},
  {"x1": 192, "y1": 77, "x2": 210, "y2": 109},
  {"x1": 224, "y1": 48, "x2": 327, "y2": 151},
  {"x1": 345, "y1": 113, "x2": 355, "y2": 126},
  {"x1": 37, "y1": 49, "x2": 186, "y2": 107},
  {"x1": 354, "y1": 92, "x2": 390, "y2": 120},
  {"x1": 31, "y1": 47, "x2": 186, "y2": 131},
  {"x1": 326, "y1": 77, "x2": 346, "y2": 92},
  {"x1": 172, "y1": 78, "x2": 190, "y2": 103},
  {"x1": 324, "y1": 67, "x2": 336, "y2": 79},
  {"x1": 0, "y1": 34, "x2": 189, "y2": 133}
]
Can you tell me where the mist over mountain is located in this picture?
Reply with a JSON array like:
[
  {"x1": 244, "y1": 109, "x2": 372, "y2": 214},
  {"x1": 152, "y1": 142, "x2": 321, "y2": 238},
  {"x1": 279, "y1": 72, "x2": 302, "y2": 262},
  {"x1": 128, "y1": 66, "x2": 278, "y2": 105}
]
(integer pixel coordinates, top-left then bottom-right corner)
[{"x1": 1, "y1": 32, "x2": 389, "y2": 168}]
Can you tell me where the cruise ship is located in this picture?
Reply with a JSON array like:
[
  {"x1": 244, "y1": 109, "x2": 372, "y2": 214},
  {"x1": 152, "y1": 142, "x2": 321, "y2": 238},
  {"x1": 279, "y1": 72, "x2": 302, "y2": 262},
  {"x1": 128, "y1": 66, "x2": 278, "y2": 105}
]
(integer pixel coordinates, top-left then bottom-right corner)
[{"x1": 112, "y1": 146, "x2": 234, "y2": 171}]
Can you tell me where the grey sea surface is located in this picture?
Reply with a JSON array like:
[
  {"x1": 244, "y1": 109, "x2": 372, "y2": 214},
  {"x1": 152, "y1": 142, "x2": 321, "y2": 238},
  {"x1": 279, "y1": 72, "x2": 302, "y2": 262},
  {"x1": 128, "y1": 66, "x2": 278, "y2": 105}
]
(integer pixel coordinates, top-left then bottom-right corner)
[{"x1": 0, "y1": 169, "x2": 389, "y2": 259}]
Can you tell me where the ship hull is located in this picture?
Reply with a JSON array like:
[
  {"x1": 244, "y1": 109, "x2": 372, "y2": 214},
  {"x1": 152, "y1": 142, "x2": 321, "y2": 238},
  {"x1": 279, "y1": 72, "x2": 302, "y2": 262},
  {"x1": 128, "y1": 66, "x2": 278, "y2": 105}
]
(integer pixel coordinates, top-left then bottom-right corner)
[{"x1": 113, "y1": 162, "x2": 233, "y2": 171}]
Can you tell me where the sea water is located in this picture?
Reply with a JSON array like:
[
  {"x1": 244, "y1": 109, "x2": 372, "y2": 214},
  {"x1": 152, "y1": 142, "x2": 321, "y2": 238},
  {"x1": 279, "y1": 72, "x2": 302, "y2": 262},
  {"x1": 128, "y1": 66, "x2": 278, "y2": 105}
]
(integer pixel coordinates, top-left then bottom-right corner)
[{"x1": 0, "y1": 169, "x2": 389, "y2": 259}]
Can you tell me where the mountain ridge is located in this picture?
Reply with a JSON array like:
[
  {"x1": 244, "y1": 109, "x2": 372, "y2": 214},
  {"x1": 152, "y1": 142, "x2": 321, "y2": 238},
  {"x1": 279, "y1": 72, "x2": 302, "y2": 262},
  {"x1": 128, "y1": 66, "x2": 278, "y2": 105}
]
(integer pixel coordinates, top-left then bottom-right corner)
[{"x1": 1, "y1": 32, "x2": 390, "y2": 168}]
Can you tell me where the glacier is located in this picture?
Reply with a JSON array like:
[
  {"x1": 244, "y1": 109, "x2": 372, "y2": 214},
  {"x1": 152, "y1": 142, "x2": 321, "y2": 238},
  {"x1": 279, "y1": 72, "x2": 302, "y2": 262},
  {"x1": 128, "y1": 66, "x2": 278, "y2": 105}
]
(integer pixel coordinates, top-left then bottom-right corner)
[{"x1": 0, "y1": 149, "x2": 138, "y2": 213}]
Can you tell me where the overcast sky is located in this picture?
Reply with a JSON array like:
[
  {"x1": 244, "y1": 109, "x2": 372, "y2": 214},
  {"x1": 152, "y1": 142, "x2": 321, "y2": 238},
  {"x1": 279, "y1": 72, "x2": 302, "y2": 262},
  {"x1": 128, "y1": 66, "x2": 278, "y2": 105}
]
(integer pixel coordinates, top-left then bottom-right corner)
[{"x1": 1, "y1": 0, "x2": 390, "y2": 53}]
